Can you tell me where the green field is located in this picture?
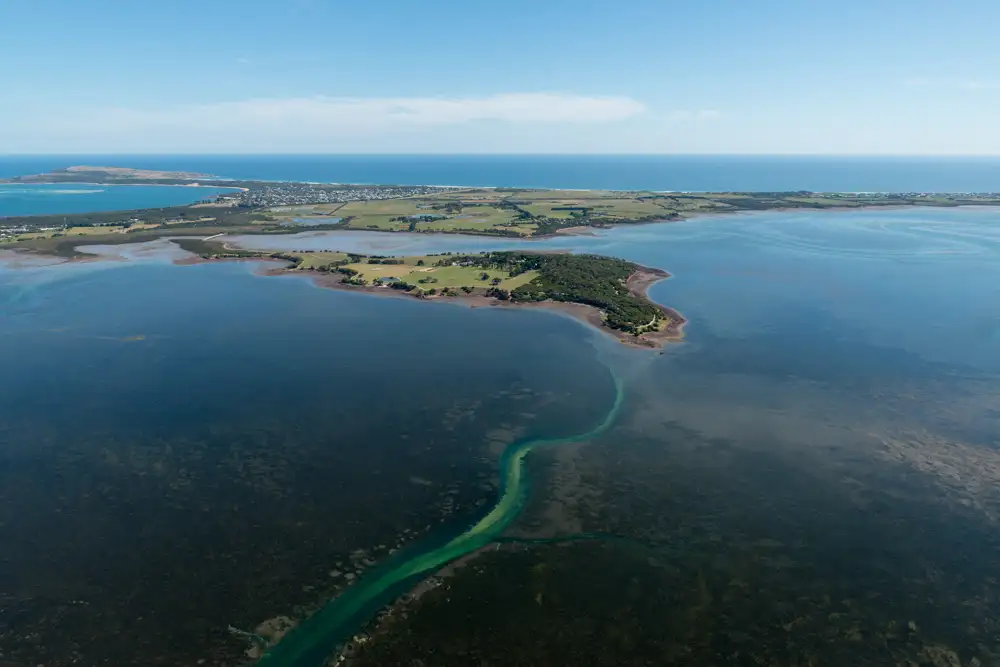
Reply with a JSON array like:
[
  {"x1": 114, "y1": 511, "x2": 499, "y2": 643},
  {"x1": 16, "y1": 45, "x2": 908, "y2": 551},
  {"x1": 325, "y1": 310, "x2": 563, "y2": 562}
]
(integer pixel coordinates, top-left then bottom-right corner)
[
  {"x1": 338, "y1": 255, "x2": 538, "y2": 293},
  {"x1": 7, "y1": 187, "x2": 1000, "y2": 257},
  {"x1": 11, "y1": 225, "x2": 132, "y2": 242},
  {"x1": 262, "y1": 189, "x2": 684, "y2": 235},
  {"x1": 294, "y1": 252, "x2": 351, "y2": 270},
  {"x1": 258, "y1": 188, "x2": 696, "y2": 236}
]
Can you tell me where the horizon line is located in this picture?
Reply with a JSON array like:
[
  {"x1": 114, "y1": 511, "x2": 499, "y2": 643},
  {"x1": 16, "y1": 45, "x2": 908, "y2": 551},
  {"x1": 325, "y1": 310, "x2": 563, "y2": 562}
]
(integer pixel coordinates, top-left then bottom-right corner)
[{"x1": 4, "y1": 152, "x2": 1000, "y2": 158}]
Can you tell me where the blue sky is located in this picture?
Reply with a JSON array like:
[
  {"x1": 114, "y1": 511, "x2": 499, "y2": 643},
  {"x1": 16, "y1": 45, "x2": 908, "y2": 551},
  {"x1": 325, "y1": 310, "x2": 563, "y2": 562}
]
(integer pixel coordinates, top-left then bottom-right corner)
[{"x1": 3, "y1": 0, "x2": 999, "y2": 154}]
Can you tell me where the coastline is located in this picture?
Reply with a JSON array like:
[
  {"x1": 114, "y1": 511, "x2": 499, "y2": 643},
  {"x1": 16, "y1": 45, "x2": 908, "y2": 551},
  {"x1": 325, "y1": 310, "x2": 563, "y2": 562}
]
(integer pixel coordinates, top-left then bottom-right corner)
[
  {"x1": 6, "y1": 181, "x2": 998, "y2": 667},
  {"x1": 14, "y1": 193, "x2": 981, "y2": 347},
  {"x1": 254, "y1": 262, "x2": 684, "y2": 349},
  {"x1": 238, "y1": 199, "x2": 1000, "y2": 244},
  {"x1": 0, "y1": 179, "x2": 246, "y2": 192},
  {"x1": 10, "y1": 193, "x2": 991, "y2": 347},
  {"x1": 2, "y1": 235, "x2": 687, "y2": 355}
]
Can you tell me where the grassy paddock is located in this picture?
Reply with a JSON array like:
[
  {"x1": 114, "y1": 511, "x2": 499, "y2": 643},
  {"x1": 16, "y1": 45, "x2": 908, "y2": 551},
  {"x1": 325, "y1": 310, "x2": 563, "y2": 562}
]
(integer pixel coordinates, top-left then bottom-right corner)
[
  {"x1": 295, "y1": 252, "x2": 351, "y2": 269},
  {"x1": 338, "y1": 255, "x2": 538, "y2": 292}
]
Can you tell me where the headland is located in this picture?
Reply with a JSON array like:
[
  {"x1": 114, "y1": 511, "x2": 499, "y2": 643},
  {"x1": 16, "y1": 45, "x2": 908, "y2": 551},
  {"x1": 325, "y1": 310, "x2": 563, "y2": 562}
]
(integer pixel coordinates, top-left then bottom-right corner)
[{"x1": 173, "y1": 239, "x2": 684, "y2": 348}]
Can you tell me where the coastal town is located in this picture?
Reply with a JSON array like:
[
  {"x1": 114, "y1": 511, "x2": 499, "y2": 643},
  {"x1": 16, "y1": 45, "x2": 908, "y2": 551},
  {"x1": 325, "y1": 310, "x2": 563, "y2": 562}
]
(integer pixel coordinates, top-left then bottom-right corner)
[
  {"x1": 0, "y1": 175, "x2": 457, "y2": 241},
  {"x1": 229, "y1": 182, "x2": 456, "y2": 208}
]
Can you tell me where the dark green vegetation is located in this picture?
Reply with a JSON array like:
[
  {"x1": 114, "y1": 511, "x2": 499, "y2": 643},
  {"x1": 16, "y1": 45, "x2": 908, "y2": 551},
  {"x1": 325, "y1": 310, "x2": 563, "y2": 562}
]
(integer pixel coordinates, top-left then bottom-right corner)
[
  {"x1": 449, "y1": 252, "x2": 669, "y2": 333},
  {"x1": 172, "y1": 237, "x2": 276, "y2": 260},
  {"x1": 181, "y1": 242, "x2": 677, "y2": 337}
]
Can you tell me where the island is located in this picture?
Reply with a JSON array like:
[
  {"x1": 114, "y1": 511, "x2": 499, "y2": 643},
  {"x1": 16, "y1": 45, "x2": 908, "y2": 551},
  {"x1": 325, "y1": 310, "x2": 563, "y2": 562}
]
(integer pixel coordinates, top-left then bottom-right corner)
[
  {"x1": 3, "y1": 165, "x2": 216, "y2": 183},
  {"x1": 175, "y1": 239, "x2": 684, "y2": 347}
]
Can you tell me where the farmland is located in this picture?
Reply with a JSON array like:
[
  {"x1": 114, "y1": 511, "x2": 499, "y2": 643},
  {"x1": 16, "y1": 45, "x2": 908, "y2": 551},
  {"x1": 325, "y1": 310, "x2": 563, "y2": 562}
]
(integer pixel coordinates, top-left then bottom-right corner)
[
  {"x1": 257, "y1": 186, "x2": 1000, "y2": 238},
  {"x1": 6, "y1": 177, "x2": 1000, "y2": 256},
  {"x1": 337, "y1": 255, "x2": 540, "y2": 293}
]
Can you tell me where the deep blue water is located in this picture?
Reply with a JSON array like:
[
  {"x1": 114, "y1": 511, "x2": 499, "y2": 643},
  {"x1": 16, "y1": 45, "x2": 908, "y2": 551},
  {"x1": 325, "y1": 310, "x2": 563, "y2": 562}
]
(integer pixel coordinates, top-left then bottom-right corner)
[
  {"x1": 3, "y1": 154, "x2": 1000, "y2": 192},
  {"x1": 0, "y1": 183, "x2": 235, "y2": 217}
]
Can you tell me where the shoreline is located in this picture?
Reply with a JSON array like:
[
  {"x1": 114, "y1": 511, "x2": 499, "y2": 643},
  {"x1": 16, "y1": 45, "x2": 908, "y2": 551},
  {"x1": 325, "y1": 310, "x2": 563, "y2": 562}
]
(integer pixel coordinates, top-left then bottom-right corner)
[
  {"x1": 2, "y1": 235, "x2": 687, "y2": 348},
  {"x1": 255, "y1": 262, "x2": 685, "y2": 349},
  {"x1": 95, "y1": 245, "x2": 681, "y2": 350},
  {"x1": 531, "y1": 200, "x2": 1000, "y2": 239},
  {"x1": 234, "y1": 199, "x2": 1000, "y2": 245},
  {"x1": 0, "y1": 179, "x2": 246, "y2": 192}
]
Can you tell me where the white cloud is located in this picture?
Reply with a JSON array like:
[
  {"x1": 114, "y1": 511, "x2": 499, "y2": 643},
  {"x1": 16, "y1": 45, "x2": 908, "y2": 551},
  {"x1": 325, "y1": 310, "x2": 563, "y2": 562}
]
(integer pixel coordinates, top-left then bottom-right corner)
[
  {"x1": 59, "y1": 93, "x2": 646, "y2": 136},
  {"x1": 1, "y1": 93, "x2": 653, "y2": 152}
]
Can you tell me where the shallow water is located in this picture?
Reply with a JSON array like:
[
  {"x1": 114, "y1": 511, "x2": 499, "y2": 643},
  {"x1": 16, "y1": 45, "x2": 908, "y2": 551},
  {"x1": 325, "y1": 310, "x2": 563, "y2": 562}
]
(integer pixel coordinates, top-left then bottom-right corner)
[
  {"x1": 0, "y1": 183, "x2": 236, "y2": 216},
  {"x1": 230, "y1": 206, "x2": 1000, "y2": 372},
  {"x1": 4, "y1": 206, "x2": 1000, "y2": 666},
  {"x1": 328, "y1": 206, "x2": 1000, "y2": 666},
  {"x1": 0, "y1": 255, "x2": 618, "y2": 666}
]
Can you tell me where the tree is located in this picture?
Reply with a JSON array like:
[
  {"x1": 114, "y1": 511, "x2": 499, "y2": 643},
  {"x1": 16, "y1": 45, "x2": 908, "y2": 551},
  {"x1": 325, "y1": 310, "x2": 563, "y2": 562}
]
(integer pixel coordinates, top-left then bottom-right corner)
[
  {"x1": 490, "y1": 277, "x2": 502, "y2": 286},
  {"x1": 416, "y1": 259, "x2": 425, "y2": 266}
]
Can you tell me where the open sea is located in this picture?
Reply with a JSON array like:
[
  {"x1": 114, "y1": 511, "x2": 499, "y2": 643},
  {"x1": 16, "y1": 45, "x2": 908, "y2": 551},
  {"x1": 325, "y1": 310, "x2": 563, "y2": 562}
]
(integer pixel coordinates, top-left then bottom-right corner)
[
  {"x1": 3, "y1": 154, "x2": 1000, "y2": 194},
  {"x1": 3, "y1": 156, "x2": 1000, "y2": 666}
]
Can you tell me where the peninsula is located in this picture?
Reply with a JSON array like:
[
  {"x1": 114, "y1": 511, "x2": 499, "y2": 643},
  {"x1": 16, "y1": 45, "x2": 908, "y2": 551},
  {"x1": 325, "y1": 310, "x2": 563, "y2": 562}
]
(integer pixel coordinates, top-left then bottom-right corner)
[
  {"x1": 175, "y1": 239, "x2": 684, "y2": 347},
  {"x1": 4, "y1": 165, "x2": 1000, "y2": 250}
]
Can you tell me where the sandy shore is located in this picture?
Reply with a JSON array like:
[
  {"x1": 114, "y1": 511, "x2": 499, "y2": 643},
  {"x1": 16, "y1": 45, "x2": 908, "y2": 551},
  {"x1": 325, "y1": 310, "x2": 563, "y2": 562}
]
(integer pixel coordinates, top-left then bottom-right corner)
[
  {"x1": 157, "y1": 244, "x2": 686, "y2": 348},
  {"x1": 0, "y1": 179, "x2": 245, "y2": 192},
  {"x1": 2, "y1": 234, "x2": 684, "y2": 348},
  {"x1": 260, "y1": 263, "x2": 685, "y2": 349},
  {"x1": 553, "y1": 225, "x2": 600, "y2": 236}
]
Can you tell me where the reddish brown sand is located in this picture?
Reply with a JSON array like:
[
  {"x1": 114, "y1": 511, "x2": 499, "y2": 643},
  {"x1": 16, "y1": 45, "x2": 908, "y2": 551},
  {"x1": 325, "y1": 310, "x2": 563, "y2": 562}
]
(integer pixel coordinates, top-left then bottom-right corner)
[
  {"x1": 1, "y1": 239, "x2": 684, "y2": 349},
  {"x1": 166, "y1": 249, "x2": 686, "y2": 349}
]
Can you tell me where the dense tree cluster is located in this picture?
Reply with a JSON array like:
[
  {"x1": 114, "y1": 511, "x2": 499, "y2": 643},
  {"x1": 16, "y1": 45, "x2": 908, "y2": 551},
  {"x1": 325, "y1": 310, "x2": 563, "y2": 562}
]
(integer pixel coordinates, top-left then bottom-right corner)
[{"x1": 447, "y1": 252, "x2": 663, "y2": 333}]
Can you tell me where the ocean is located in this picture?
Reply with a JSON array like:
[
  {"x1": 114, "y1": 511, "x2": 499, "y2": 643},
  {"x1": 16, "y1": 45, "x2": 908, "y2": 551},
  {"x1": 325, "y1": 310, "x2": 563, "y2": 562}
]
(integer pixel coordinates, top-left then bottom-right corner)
[{"x1": 2, "y1": 154, "x2": 1000, "y2": 192}]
